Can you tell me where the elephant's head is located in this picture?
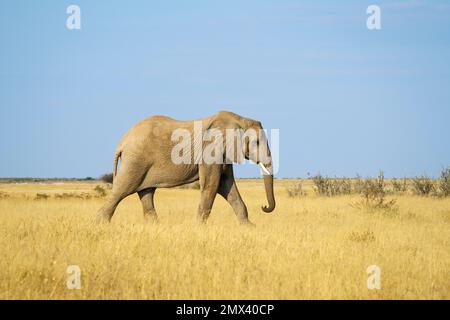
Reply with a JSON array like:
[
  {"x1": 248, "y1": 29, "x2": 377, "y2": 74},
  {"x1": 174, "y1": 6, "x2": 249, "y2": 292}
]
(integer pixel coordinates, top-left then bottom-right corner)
[{"x1": 210, "y1": 111, "x2": 276, "y2": 213}]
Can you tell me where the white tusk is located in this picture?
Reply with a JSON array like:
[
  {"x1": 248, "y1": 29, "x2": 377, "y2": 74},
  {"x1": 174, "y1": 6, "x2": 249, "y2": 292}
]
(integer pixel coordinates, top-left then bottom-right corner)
[{"x1": 259, "y1": 162, "x2": 271, "y2": 175}]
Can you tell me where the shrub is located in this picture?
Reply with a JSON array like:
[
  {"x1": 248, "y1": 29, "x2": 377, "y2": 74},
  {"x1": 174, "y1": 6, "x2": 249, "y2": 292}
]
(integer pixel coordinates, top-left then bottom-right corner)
[
  {"x1": 331, "y1": 178, "x2": 352, "y2": 195},
  {"x1": 412, "y1": 175, "x2": 435, "y2": 196},
  {"x1": 351, "y1": 171, "x2": 397, "y2": 211},
  {"x1": 80, "y1": 192, "x2": 92, "y2": 199},
  {"x1": 312, "y1": 174, "x2": 330, "y2": 196},
  {"x1": 0, "y1": 191, "x2": 10, "y2": 199},
  {"x1": 439, "y1": 167, "x2": 450, "y2": 197},
  {"x1": 35, "y1": 193, "x2": 50, "y2": 200},
  {"x1": 54, "y1": 192, "x2": 92, "y2": 200},
  {"x1": 353, "y1": 175, "x2": 365, "y2": 194},
  {"x1": 100, "y1": 173, "x2": 113, "y2": 184},
  {"x1": 312, "y1": 174, "x2": 352, "y2": 196},
  {"x1": 392, "y1": 178, "x2": 408, "y2": 193},
  {"x1": 286, "y1": 182, "x2": 305, "y2": 197},
  {"x1": 347, "y1": 230, "x2": 376, "y2": 243},
  {"x1": 94, "y1": 185, "x2": 107, "y2": 197}
]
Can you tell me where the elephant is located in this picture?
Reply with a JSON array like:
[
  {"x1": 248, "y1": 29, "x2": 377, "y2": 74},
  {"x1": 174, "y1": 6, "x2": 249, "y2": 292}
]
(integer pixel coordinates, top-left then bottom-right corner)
[{"x1": 96, "y1": 111, "x2": 275, "y2": 224}]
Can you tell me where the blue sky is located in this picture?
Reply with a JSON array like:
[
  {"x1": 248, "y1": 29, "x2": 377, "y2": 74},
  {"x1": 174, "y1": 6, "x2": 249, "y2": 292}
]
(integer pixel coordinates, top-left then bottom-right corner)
[{"x1": 1, "y1": 0, "x2": 449, "y2": 178}]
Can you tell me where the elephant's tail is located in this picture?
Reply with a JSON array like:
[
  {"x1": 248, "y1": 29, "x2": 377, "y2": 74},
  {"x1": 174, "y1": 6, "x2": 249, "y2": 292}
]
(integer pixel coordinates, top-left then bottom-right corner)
[{"x1": 113, "y1": 150, "x2": 122, "y2": 179}]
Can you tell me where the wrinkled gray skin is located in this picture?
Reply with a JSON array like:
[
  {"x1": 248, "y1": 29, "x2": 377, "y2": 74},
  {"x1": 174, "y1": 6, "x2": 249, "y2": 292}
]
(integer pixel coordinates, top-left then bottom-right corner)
[{"x1": 97, "y1": 111, "x2": 275, "y2": 224}]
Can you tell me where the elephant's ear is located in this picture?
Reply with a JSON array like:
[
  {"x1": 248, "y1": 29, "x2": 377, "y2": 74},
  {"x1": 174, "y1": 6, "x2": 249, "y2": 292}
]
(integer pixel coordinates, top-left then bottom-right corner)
[{"x1": 204, "y1": 112, "x2": 245, "y2": 162}]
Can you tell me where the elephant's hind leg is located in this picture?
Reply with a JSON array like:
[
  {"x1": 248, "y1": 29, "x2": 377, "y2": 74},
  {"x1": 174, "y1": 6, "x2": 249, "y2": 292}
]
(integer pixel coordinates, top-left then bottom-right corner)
[
  {"x1": 96, "y1": 158, "x2": 147, "y2": 223},
  {"x1": 138, "y1": 188, "x2": 157, "y2": 222},
  {"x1": 96, "y1": 193, "x2": 126, "y2": 223},
  {"x1": 97, "y1": 182, "x2": 137, "y2": 222}
]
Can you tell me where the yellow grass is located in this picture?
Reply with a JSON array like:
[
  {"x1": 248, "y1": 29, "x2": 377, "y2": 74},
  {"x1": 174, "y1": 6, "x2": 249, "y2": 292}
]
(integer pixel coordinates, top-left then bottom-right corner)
[{"x1": 0, "y1": 180, "x2": 449, "y2": 299}]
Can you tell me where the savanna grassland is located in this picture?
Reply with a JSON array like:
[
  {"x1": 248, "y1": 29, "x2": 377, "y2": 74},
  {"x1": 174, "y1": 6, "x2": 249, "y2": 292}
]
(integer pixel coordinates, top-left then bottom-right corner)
[{"x1": 0, "y1": 179, "x2": 449, "y2": 299}]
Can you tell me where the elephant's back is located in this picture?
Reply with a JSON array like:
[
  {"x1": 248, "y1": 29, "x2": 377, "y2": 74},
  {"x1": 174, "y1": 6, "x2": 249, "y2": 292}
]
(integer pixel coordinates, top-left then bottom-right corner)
[{"x1": 116, "y1": 115, "x2": 187, "y2": 154}]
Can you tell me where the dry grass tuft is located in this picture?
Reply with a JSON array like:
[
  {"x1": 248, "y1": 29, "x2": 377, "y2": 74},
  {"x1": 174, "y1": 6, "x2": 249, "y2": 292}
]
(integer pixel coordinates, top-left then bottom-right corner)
[
  {"x1": 285, "y1": 182, "x2": 306, "y2": 197},
  {"x1": 351, "y1": 172, "x2": 397, "y2": 212},
  {"x1": 347, "y1": 230, "x2": 376, "y2": 243}
]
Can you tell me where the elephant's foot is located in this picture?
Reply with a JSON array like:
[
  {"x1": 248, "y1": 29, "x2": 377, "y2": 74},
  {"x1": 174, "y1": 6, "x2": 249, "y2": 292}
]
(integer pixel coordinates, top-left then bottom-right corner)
[
  {"x1": 239, "y1": 219, "x2": 255, "y2": 227},
  {"x1": 95, "y1": 214, "x2": 111, "y2": 224},
  {"x1": 143, "y1": 210, "x2": 158, "y2": 223},
  {"x1": 197, "y1": 210, "x2": 211, "y2": 224},
  {"x1": 95, "y1": 209, "x2": 113, "y2": 224}
]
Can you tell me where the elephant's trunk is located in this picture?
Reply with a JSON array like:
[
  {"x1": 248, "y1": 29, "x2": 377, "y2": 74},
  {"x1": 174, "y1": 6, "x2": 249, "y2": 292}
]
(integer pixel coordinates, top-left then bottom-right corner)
[{"x1": 260, "y1": 164, "x2": 276, "y2": 213}]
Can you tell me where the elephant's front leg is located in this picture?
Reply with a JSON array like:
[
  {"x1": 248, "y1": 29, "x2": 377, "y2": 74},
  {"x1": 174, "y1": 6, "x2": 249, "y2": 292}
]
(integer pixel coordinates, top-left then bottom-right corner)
[
  {"x1": 197, "y1": 164, "x2": 222, "y2": 223},
  {"x1": 218, "y1": 165, "x2": 251, "y2": 225}
]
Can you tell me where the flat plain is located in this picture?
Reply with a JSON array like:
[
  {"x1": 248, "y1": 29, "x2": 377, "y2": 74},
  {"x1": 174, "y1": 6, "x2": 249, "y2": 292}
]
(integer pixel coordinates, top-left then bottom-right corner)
[{"x1": 0, "y1": 179, "x2": 448, "y2": 299}]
